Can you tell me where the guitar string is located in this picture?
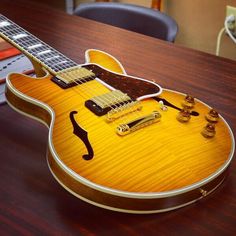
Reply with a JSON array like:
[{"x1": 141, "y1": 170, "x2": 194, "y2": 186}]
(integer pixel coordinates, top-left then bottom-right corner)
[
  {"x1": 59, "y1": 68, "x2": 141, "y2": 127},
  {"x1": 0, "y1": 15, "x2": 139, "y2": 118},
  {"x1": 0, "y1": 17, "x2": 106, "y2": 106},
  {"x1": 68, "y1": 69, "x2": 153, "y2": 128},
  {"x1": 0, "y1": 20, "x2": 148, "y2": 130},
  {"x1": 56, "y1": 63, "x2": 148, "y2": 126},
  {"x1": 32, "y1": 46, "x2": 147, "y2": 127},
  {"x1": 54, "y1": 64, "x2": 130, "y2": 119},
  {"x1": 0, "y1": 16, "x2": 149, "y2": 126}
]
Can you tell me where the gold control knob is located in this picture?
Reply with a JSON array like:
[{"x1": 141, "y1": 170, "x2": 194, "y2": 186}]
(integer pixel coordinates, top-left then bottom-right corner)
[
  {"x1": 182, "y1": 95, "x2": 195, "y2": 109},
  {"x1": 201, "y1": 123, "x2": 216, "y2": 138},
  {"x1": 205, "y1": 109, "x2": 219, "y2": 123},
  {"x1": 177, "y1": 109, "x2": 191, "y2": 122}
]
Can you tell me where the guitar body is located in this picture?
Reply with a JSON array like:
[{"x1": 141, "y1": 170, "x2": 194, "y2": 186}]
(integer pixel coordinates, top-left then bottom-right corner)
[{"x1": 5, "y1": 49, "x2": 234, "y2": 213}]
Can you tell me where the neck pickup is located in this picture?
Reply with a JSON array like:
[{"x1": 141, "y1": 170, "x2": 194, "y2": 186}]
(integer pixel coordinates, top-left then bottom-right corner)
[{"x1": 51, "y1": 66, "x2": 96, "y2": 89}]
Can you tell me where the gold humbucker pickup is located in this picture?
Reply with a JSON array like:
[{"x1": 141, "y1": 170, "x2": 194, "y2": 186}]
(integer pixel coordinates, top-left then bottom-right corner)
[
  {"x1": 116, "y1": 111, "x2": 161, "y2": 136},
  {"x1": 85, "y1": 90, "x2": 135, "y2": 117},
  {"x1": 56, "y1": 66, "x2": 95, "y2": 84},
  {"x1": 91, "y1": 90, "x2": 131, "y2": 109}
]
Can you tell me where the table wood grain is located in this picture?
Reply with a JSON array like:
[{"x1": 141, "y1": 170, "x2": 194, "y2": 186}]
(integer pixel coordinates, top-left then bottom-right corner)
[{"x1": 0, "y1": 0, "x2": 236, "y2": 235}]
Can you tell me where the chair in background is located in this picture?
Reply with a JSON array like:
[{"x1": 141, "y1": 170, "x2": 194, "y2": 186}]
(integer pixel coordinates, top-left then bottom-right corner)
[
  {"x1": 95, "y1": 0, "x2": 162, "y2": 11},
  {"x1": 74, "y1": 2, "x2": 178, "y2": 42}
]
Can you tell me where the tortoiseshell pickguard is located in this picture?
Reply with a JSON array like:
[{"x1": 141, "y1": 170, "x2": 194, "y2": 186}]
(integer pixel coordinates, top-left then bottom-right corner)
[{"x1": 83, "y1": 64, "x2": 160, "y2": 100}]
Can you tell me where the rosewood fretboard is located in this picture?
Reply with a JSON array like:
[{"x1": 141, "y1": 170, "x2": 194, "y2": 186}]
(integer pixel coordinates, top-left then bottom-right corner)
[{"x1": 0, "y1": 14, "x2": 78, "y2": 74}]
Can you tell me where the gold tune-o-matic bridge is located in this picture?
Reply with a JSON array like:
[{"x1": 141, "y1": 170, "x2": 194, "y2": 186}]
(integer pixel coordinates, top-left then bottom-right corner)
[{"x1": 116, "y1": 111, "x2": 161, "y2": 136}]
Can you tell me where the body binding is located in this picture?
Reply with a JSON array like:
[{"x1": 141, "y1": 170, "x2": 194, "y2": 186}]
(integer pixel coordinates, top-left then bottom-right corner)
[{"x1": 5, "y1": 49, "x2": 235, "y2": 213}]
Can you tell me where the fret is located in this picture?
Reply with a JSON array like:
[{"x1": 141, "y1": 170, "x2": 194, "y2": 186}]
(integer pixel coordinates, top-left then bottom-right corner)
[
  {"x1": 28, "y1": 43, "x2": 43, "y2": 50},
  {"x1": 0, "y1": 21, "x2": 11, "y2": 28},
  {"x1": 45, "y1": 57, "x2": 77, "y2": 68},
  {"x1": 16, "y1": 36, "x2": 41, "y2": 46},
  {"x1": 0, "y1": 24, "x2": 20, "y2": 33},
  {"x1": 0, "y1": 14, "x2": 78, "y2": 74},
  {"x1": 50, "y1": 61, "x2": 77, "y2": 72},
  {"x1": 37, "y1": 49, "x2": 52, "y2": 56},
  {"x1": 12, "y1": 33, "x2": 28, "y2": 40},
  {"x1": 51, "y1": 60, "x2": 77, "y2": 69},
  {"x1": 2, "y1": 27, "x2": 24, "y2": 37},
  {"x1": 45, "y1": 55, "x2": 61, "y2": 61},
  {"x1": 16, "y1": 35, "x2": 38, "y2": 43},
  {"x1": 45, "y1": 57, "x2": 72, "y2": 65},
  {"x1": 53, "y1": 60, "x2": 69, "y2": 66},
  {"x1": 29, "y1": 45, "x2": 51, "y2": 53},
  {"x1": 38, "y1": 51, "x2": 75, "y2": 63},
  {"x1": 0, "y1": 24, "x2": 27, "y2": 40},
  {"x1": 37, "y1": 51, "x2": 65, "y2": 61},
  {"x1": 0, "y1": 20, "x2": 11, "y2": 28}
]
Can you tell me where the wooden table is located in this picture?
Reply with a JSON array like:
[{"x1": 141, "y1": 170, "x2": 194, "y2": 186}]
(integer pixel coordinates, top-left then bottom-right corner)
[{"x1": 0, "y1": 0, "x2": 236, "y2": 235}]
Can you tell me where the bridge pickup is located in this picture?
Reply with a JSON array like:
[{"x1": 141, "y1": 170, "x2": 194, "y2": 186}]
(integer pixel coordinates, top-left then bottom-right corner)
[
  {"x1": 85, "y1": 99, "x2": 134, "y2": 116},
  {"x1": 116, "y1": 111, "x2": 161, "y2": 136},
  {"x1": 85, "y1": 100, "x2": 112, "y2": 116},
  {"x1": 85, "y1": 90, "x2": 133, "y2": 116}
]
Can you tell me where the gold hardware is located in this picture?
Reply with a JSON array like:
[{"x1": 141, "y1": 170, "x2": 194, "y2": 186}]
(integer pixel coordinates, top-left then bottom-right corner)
[
  {"x1": 205, "y1": 109, "x2": 219, "y2": 123},
  {"x1": 116, "y1": 111, "x2": 161, "y2": 136},
  {"x1": 182, "y1": 94, "x2": 195, "y2": 109},
  {"x1": 201, "y1": 123, "x2": 216, "y2": 138},
  {"x1": 56, "y1": 66, "x2": 95, "y2": 84},
  {"x1": 91, "y1": 90, "x2": 131, "y2": 109},
  {"x1": 176, "y1": 109, "x2": 191, "y2": 122},
  {"x1": 106, "y1": 101, "x2": 142, "y2": 122}
]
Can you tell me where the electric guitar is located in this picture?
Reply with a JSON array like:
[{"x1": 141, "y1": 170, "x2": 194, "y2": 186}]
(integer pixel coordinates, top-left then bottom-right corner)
[{"x1": 0, "y1": 14, "x2": 234, "y2": 213}]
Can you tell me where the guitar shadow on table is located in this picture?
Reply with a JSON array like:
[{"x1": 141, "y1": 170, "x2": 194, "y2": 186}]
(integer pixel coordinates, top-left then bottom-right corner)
[{"x1": 3, "y1": 105, "x2": 234, "y2": 235}]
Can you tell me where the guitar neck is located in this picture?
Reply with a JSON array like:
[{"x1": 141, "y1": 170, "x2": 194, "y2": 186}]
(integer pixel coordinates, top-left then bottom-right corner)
[{"x1": 0, "y1": 14, "x2": 78, "y2": 74}]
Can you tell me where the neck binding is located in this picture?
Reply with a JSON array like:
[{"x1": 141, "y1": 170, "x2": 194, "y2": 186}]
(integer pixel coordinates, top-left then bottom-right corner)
[{"x1": 0, "y1": 14, "x2": 78, "y2": 75}]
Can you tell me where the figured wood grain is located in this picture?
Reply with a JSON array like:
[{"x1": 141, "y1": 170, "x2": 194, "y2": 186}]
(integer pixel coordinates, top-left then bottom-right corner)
[
  {"x1": 0, "y1": 0, "x2": 236, "y2": 234},
  {"x1": 6, "y1": 59, "x2": 233, "y2": 195}
]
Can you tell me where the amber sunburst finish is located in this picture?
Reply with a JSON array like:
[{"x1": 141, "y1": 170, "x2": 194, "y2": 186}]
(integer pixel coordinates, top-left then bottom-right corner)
[
  {"x1": 1, "y1": 15, "x2": 234, "y2": 213},
  {"x1": 5, "y1": 49, "x2": 234, "y2": 213}
]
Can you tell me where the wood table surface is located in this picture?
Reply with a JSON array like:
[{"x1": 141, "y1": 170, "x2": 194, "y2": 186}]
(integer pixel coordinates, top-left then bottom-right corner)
[{"x1": 0, "y1": 0, "x2": 236, "y2": 235}]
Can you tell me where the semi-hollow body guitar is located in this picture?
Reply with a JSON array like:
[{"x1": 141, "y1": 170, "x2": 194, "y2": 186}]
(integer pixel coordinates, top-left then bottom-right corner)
[{"x1": 0, "y1": 15, "x2": 235, "y2": 213}]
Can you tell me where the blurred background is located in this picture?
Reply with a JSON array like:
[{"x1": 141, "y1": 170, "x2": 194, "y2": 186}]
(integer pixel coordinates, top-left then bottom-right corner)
[{"x1": 6, "y1": 0, "x2": 236, "y2": 60}]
